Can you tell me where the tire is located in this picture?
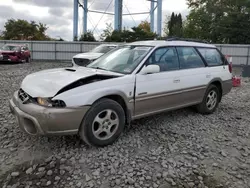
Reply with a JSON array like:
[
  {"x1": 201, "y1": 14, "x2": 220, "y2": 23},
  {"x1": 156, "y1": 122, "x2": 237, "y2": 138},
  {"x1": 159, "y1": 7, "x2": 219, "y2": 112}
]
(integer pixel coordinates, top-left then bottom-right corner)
[
  {"x1": 26, "y1": 56, "x2": 31, "y2": 63},
  {"x1": 79, "y1": 98, "x2": 125, "y2": 147},
  {"x1": 196, "y1": 84, "x2": 220, "y2": 114}
]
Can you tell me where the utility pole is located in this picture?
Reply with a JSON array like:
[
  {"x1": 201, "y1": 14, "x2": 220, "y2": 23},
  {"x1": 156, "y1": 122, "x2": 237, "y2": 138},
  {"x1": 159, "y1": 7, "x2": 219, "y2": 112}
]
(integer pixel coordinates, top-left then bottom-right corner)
[
  {"x1": 83, "y1": 0, "x2": 88, "y2": 34},
  {"x1": 157, "y1": 0, "x2": 162, "y2": 36},
  {"x1": 73, "y1": 0, "x2": 79, "y2": 40},
  {"x1": 114, "y1": 0, "x2": 123, "y2": 30}
]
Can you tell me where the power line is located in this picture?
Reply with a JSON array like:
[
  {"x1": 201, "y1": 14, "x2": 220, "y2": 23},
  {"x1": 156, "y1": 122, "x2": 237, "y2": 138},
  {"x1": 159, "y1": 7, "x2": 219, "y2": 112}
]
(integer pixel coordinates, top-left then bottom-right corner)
[
  {"x1": 92, "y1": 0, "x2": 113, "y2": 33},
  {"x1": 88, "y1": 16, "x2": 102, "y2": 36},
  {"x1": 124, "y1": 2, "x2": 137, "y2": 26},
  {"x1": 88, "y1": 0, "x2": 96, "y2": 9}
]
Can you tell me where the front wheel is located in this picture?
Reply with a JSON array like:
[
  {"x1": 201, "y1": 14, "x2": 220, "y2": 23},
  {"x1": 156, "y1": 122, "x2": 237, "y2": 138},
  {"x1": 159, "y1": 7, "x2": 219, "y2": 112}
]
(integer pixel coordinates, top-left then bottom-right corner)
[
  {"x1": 196, "y1": 84, "x2": 220, "y2": 114},
  {"x1": 79, "y1": 98, "x2": 125, "y2": 147}
]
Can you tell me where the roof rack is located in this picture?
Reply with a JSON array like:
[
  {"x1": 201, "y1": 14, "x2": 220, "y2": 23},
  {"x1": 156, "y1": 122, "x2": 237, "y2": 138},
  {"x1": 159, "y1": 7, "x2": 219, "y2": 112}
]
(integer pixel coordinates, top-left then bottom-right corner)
[{"x1": 165, "y1": 37, "x2": 210, "y2": 44}]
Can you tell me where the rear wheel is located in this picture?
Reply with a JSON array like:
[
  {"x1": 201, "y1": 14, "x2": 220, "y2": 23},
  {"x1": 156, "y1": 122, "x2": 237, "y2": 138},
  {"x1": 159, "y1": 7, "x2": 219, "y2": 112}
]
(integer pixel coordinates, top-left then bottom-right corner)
[
  {"x1": 26, "y1": 56, "x2": 31, "y2": 63},
  {"x1": 196, "y1": 84, "x2": 220, "y2": 114},
  {"x1": 79, "y1": 98, "x2": 125, "y2": 147}
]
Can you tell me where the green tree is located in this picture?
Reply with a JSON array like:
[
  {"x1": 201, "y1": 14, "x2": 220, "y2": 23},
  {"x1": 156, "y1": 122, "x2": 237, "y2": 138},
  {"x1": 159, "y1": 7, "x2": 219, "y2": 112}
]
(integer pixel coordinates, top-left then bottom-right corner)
[
  {"x1": 138, "y1": 20, "x2": 151, "y2": 33},
  {"x1": 101, "y1": 23, "x2": 113, "y2": 42},
  {"x1": 184, "y1": 0, "x2": 250, "y2": 44},
  {"x1": 79, "y1": 31, "x2": 96, "y2": 42},
  {"x1": 2, "y1": 19, "x2": 50, "y2": 40},
  {"x1": 106, "y1": 21, "x2": 157, "y2": 42},
  {"x1": 164, "y1": 12, "x2": 183, "y2": 37}
]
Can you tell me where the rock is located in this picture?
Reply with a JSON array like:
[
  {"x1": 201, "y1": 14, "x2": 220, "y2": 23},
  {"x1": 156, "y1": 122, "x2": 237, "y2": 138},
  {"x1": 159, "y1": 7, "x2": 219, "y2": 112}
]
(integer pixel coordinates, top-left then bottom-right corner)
[
  {"x1": 46, "y1": 181, "x2": 51, "y2": 186},
  {"x1": 26, "y1": 167, "x2": 33, "y2": 174},
  {"x1": 198, "y1": 176, "x2": 203, "y2": 181},
  {"x1": 79, "y1": 158, "x2": 85, "y2": 164},
  {"x1": 153, "y1": 183, "x2": 158, "y2": 188},
  {"x1": 60, "y1": 170, "x2": 65, "y2": 175},
  {"x1": 85, "y1": 174, "x2": 92, "y2": 181},
  {"x1": 55, "y1": 176, "x2": 61, "y2": 181},
  {"x1": 212, "y1": 163, "x2": 218, "y2": 167},
  {"x1": 128, "y1": 168, "x2": 133, "y2": 173},
  {"x1": 188, "y1": 182, "x2": 195, "y2": 188},
  {"x1": 158, "y1": 183, "x2": 171, "y2": 188},
  {"x1": 88, "y1": 181, "x2": 94, "y2": 188},
  {"x1": 92, "y1": 169, "x2": 100, "y2": 176},
  {"x1": 38, "y1": 167, "x2": 45, "y2": 172},
  {"x1": 162, "y1": 172, "x2": 168, "y2": 178},
  {"x1": 220, "y1": 150, "x2": 227, "y2": 157},
  {"x1": 45, "y1": 156, "x2": 53, "y2": 163},
  {"x1": 47, "y1": 170, "x2": 53, "y2": 176},
  {"x1": 11, "y1": 172, "x2": 19, "y2": 177},
  {"x1": 76, "y1": 182, "x2": 82, "y2": 187},
  {"x1": 115, "y1": 179, "x2": 121, "y2": 185},
  {"x1": 127, "y1": 177, "x2": 135, "y2": 185},
  {"x1": 1, "y1": 128, "x2": 8, "y2": 133},
  {"x1": 156, "y1": 173, "x2": 162, "y2": 179}
]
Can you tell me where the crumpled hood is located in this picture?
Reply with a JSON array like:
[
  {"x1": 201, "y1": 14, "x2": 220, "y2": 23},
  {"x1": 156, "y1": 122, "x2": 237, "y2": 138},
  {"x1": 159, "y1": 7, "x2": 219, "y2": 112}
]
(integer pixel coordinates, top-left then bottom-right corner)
[
  {"x1": 21, "y1": 67, "x2": 122, "y2": 98},
  {"x1": 73, "y1": 52, "x2": 104, "y2": 60}
]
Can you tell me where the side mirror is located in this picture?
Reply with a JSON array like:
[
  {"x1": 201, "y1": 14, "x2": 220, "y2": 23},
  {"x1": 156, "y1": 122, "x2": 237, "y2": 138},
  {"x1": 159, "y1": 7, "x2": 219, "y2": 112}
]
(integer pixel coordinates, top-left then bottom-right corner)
[{"x1": 140, "y1": 64, "x2": 160, "y2": 75}]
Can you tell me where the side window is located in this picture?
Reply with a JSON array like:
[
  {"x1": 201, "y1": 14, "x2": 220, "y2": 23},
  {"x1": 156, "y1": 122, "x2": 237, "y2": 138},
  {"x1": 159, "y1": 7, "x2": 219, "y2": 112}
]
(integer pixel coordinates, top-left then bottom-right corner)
[
  {"x1": 176, "y1": 47, "x2": 205, "y2": 69},
  {"x1": 148, "y1": 47, "x2": 179, "y2": 72},
  {"x1": 197, "y1": 48, "x2": 224, "y2": 66}
]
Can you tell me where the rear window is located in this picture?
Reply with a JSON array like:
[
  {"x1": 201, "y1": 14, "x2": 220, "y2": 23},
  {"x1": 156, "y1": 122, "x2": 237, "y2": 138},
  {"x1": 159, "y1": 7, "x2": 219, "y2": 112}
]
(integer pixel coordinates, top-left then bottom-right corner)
[
  {"x1": 176, "y1": 47, "x2": 205, "y2": 69},
  {"x1": 197, "y1": 48, "x2": 224, "y2": 66}
]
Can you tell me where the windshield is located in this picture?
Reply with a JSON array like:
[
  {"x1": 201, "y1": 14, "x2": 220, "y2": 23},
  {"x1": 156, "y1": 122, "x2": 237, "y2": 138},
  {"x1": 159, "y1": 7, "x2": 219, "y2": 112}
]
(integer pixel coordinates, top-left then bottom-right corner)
[
  {"x1": 87, "y1": 45, "x2": 153, "y2": 74},
  {"x1": 0, "y1": 45, "x2": 20, "y2": 51},
  {"x1": 90, "y1": 45, "x2": 117, "y2": 53}
]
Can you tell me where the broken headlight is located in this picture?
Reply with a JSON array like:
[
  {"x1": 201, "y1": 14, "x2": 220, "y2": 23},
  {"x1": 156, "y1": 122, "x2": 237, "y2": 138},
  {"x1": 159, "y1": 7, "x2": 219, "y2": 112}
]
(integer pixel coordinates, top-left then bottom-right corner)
[{"x1": 37, "y1": 97, "x2": 66, "y2": 108}]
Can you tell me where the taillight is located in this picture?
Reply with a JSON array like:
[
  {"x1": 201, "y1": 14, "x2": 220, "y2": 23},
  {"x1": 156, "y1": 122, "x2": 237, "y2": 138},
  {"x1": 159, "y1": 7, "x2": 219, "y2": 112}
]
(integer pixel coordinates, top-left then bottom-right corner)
[{"x1": 225, "y1": 55, "x2": 232, "y2": 73}]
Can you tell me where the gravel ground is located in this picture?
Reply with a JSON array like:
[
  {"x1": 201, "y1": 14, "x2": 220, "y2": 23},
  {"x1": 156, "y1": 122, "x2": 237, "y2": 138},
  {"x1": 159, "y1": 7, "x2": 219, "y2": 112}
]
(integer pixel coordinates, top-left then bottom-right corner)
[{"x1": 0, "y1": 62, "x2": 250, "y2": 188}]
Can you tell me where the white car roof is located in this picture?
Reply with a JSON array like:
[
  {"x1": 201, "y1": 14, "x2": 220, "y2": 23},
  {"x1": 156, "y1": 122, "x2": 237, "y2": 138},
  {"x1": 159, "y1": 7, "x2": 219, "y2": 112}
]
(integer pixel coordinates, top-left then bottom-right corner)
[{"x1": 129, "y1": 40, "x2": 216, "y2": 48}]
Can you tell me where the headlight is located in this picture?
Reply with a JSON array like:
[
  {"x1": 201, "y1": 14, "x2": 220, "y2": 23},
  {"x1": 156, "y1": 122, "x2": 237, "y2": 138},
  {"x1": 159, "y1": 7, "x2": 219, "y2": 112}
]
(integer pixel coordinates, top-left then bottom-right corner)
[
  {"x1": 37, "y1": 97, "x2": 52, "y2": 106},
  {"x1": 37, "y1": 97, "x2": 66, "y2": 107}
]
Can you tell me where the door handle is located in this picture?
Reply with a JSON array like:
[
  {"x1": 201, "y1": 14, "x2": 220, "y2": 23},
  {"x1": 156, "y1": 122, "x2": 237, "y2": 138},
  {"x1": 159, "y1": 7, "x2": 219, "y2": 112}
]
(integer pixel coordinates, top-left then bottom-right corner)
[{"x1": 173, "y1": 79, "x2": 180, "y2": 83}]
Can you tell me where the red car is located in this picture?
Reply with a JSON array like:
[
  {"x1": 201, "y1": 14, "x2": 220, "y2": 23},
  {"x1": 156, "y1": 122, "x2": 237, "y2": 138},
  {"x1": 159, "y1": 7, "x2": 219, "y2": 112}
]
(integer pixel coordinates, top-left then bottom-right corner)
[{"x1": 0, "y1": 44, "x2": 31, "y2": 63}]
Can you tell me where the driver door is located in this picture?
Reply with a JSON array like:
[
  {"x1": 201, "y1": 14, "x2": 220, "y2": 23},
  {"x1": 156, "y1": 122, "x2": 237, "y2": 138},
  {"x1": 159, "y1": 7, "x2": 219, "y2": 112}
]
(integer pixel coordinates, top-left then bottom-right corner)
[{"x1": 134, "y1": 47, "x2": 182, "y2": 118}]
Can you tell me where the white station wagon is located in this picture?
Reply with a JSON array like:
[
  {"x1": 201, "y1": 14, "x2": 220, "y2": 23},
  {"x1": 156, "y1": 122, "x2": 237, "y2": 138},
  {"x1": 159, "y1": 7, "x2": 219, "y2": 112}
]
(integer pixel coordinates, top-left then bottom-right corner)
[{"x1": 9, "y1": 40, "x2": 232, "y2": 146}]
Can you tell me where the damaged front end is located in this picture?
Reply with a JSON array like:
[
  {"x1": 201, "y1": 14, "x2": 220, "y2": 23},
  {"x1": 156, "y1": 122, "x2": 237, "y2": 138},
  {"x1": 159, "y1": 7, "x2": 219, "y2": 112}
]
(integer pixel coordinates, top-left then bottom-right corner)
[{"x1": 56, "y1": 74, "x2": 119, "y2": 95}]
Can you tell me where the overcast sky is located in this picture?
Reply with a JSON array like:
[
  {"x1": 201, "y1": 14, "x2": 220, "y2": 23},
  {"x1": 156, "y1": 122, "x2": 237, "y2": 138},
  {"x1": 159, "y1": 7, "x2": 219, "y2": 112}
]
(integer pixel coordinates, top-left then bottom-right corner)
[{"x1": 0, "y1": 0, "x2": 188, "y2": 41}]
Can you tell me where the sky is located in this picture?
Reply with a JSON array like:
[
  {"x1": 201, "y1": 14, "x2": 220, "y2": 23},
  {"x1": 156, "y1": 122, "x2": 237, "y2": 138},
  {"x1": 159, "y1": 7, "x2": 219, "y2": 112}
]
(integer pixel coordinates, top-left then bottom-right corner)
[{"x1": 0, "y1": 0, "x2": 188, "y2": 41}]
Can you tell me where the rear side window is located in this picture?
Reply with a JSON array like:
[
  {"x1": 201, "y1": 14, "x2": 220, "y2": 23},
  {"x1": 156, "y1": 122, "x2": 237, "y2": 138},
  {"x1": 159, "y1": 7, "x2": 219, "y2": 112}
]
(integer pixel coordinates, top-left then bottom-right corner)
[
  {"x1": 197, "y1": 48, "x2": 223, "y2": 66},
  {"x1": 176, "y1": 47, "x2": 205, "y2": 69}
]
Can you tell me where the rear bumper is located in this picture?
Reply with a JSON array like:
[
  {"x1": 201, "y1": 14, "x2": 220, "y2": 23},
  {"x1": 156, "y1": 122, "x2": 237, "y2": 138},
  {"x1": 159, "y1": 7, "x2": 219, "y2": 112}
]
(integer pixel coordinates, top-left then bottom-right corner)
[{"x1": 9, "y1": 91, "x2": 90, "y2": 136}]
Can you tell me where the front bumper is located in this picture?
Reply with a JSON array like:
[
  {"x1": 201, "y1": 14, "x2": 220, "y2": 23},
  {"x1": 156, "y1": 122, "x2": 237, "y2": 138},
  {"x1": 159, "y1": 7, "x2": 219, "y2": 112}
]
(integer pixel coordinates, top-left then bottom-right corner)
[
  {"x1": 9, "y1": 91, "x2": 90, "y2": 136},
  {"x1": 0, "y1": 54, "x2": 22, "y2": 62}
]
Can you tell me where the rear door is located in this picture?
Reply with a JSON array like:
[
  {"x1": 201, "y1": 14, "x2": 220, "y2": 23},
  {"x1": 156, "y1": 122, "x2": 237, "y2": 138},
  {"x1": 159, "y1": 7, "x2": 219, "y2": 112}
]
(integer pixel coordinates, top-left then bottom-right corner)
[{"x1": 174, "y1": 47, "x2": 209, "y2": 105}]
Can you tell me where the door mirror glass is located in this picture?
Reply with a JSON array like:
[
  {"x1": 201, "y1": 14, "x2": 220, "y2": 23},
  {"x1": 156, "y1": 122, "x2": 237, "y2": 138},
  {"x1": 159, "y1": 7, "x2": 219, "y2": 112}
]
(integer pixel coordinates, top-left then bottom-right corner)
[{"x1": 140, "y1": 65, "x2": 160, "y2": 74}]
